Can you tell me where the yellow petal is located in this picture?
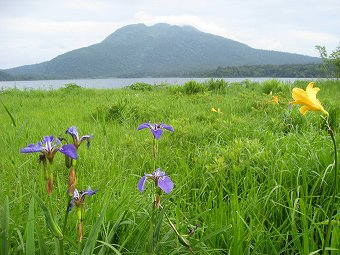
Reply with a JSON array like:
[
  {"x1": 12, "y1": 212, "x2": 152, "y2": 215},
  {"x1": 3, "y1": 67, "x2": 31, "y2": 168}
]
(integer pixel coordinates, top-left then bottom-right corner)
[
  {"x1": 211, "y1": 107, "x2": 217, "y2": 112},
  {"x1": 272, "y1": 96, "x2": 279, "y2": 104},
  {"x1": 299, "y1": 105, "x2": 310, "y2": 115},
  {"x1": 306, "y1": 82, "x2": 320, "y2": 100},
  {"x1": 290, "y1": 82, "x2": 328, "y2": 115},
  {"x1": 291, "y1": 88, "x2": 309, "y2": 104}
]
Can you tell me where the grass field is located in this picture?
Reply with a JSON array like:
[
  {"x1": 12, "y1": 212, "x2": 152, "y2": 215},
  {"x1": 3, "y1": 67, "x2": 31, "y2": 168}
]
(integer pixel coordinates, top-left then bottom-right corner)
[{"x1": 0, "y1": 79, "x2": 339, "y2": 254}]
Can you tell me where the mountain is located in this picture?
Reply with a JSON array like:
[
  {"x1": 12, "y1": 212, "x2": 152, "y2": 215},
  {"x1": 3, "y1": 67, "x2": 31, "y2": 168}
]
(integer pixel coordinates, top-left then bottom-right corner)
[
  {"x1": 0, "y1": 70, "x2": 15, "y2": 81},
  {"x1": 3, "y1": 23, "x2": 320, "y2": 79}
]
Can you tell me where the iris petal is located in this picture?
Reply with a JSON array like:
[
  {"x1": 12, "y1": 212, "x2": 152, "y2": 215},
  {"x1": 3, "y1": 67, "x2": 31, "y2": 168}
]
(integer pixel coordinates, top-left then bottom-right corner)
[
  {"x1": 79, "y1": 135, "x2": 94, "y2": 147},
  {"x1": 67, "y1": 200, "x2": 75, "y2": 212},
  {"x1": 66, "y1": 126, "x2": 79, "y2": 140},
  {"x1": 161, "y1": 124, "x2": 174, "y2": 132},
  {"x1": 153, "y1": 168, "x2": 165, "y2": 177},
  {"x1": 137, "y1": 176, "x2": 147, "y2": 192},
  {"x1": 137, "y1": 123, "x2": 151, "y2": 130},
  {"x1": 59, "y1": 144, "x2": 78, "y2": 159},
  {"x1": 20, "y1": 143, "x2": 42, "y2": 153},
  {"x1": 158, "y1": 176, "x2": 174, "y2": 194},
  {"x1": 152, "y1": 129, "x2": 163, "y2": 140},
  {"x1": 81, "y1": 188, "x2": 97, "y2": 197}
]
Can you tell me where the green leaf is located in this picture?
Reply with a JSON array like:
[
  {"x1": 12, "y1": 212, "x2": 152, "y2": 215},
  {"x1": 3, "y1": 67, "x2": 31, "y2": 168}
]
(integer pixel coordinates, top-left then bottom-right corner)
[
  {"x1": 30, "y1": 191, "x2": 63, "y2": 239},
  {"x1": 98, "y1": 211, "x2": 125, "y2": 255},
  {"x1": 153, "y1": 205, "x2": 165, "y2": 247},
  {"x1": 36, "y1": 227, "x2": 47, "y2": 255},
  {"x1": 1, "y1": 196, "x2": 9, "y2": 255},
  {"x1": 193, "y1": 226, "x2": 227, "y2": 247},
  {"x1": 81, "y1": 204, "x2": 108, "y2": 255},
  {"x1": 97, "y1": 240, "x2": 122, "y2": 255},
  {"x1": 25, "y1": 198, "x2": 35, "y2": 254},
  {"x1": 1, "y1": 101, "x2": 16, "y2": 127}
]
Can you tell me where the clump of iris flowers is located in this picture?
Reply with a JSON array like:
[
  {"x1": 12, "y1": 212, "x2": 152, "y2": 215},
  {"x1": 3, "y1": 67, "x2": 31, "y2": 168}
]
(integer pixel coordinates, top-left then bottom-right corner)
[
  {"x1": 67, "y1": 188, "x2": 98, "y2": 212},
  {"x1": 138, "y1": 168, "x2": 174, "y2": 208},
  {"x1": 20, "y1": 136, "x2": 78, "y2": 195},
  {"x1": 61, "y1": 126, "x2": 93, "y2": 167},
  {"x1": 137, "y1": 122, "x2": 174, "y2": 140},
  {"x1": 65, "y1": 126, "x2": 93, "y2": 149},
  {"x1": 20, "y1": 135, "x2": 78, "y2": 163},
  {"x1": 68, "y1": 188, "x2": 98, "y2": 242},
  {"x1": 137, "y1": 168, "x2": 174, "y2": 194},
  {"x1": 137, "y1": 122, "x2": 174, "y2": 160}
]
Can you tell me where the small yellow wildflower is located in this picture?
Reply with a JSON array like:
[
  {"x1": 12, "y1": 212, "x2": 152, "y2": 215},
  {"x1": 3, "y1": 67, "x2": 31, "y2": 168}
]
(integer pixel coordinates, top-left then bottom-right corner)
[
  {"x1": 290, "y1": 82, "x2": 328, "y2": 115},
  {"x1": 271, "y1": 96, "x2": 279, "y2": 104},
  {"x1": 211, "y1": 107, "x2": 222, "y2": 114}
]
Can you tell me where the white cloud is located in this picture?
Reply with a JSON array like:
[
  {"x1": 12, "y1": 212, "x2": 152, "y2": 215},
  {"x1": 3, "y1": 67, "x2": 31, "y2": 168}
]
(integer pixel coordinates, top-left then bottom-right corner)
[
  {"x1": 133, "y1": 12, "x2": 227, "y2": 36},
  {"x1": 0, "y1": 0, "x2": 339, "y2": 69}
]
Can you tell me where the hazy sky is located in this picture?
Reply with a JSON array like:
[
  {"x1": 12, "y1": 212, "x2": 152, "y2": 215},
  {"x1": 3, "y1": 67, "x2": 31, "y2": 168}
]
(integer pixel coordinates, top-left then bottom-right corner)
[{"x1": 0, "y1": 0, "x2": 339, "y2": 69}]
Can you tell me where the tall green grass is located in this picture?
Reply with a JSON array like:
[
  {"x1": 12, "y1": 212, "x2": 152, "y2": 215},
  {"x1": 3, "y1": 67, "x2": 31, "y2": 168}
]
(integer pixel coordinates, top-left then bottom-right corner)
[{"x1": 0, "y1": 79, "x2": 339, "y2": 254}]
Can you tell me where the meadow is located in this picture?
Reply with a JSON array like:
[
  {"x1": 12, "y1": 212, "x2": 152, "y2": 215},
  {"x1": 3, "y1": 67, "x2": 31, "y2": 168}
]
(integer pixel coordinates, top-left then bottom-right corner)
[{"x1": 0, "y1": 79, "x2": 339, "y2": 254}]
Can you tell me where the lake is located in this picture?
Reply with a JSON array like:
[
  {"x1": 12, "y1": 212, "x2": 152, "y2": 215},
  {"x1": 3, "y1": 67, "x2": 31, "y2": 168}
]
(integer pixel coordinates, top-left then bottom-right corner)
[{"x1": 0, "y1": 77, "x2": 316, "y2": 90}]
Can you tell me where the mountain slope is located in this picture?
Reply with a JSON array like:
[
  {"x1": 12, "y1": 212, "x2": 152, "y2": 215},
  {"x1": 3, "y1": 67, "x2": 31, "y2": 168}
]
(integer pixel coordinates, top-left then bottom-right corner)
[{"x1": 4, "y1": 23, "x2": 320, "y2": 79}]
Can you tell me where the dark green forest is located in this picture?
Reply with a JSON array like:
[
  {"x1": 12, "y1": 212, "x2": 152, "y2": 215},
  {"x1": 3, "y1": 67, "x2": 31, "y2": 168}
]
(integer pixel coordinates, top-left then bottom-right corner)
[{"x1": 0, "y1": 63, "x2": 326, "y2": 81}]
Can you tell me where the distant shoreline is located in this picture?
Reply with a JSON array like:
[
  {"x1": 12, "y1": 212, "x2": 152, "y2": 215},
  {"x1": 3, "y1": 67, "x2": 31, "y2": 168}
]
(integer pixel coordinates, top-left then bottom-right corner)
[{"x1": 0, "y1": 77, "x2": 333, "y2": 90}]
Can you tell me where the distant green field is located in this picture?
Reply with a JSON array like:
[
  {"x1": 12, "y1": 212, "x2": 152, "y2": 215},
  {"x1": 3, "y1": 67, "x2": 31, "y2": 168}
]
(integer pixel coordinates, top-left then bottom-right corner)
[{"x1": 0, "y1": 79, "x2": 339, "y2": 254}]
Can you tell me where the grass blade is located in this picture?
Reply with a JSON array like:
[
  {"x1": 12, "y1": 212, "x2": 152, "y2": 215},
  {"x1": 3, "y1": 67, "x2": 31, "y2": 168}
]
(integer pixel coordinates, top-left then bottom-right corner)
[
  {"x1": 81, "y1": 204, "x2": 108, "y2": 255},
  {"x1": 1, "y1": 101, "x2": 16, "y2": 127},
  {"x1": 153, "y1": 205, "x2": 165, "y2": 249},
  {"x1": 1, "y1": 196, "x2": 9, "y2": 255},
  {"x1": 25, "y1": 197, "x2": 35, "y2": 254},
  {"x1": 97, "y1": 240, "x2": 122, "y2": 255},
  {"x1": 98, "y1": 211, "x2": 125, "y2": 255},
  {"x1": 36, "y1": 227, "x2": 47, "y2": 255}
]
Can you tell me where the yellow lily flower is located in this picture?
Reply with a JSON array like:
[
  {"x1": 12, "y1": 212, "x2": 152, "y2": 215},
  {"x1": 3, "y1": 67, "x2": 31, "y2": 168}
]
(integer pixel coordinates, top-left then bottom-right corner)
[
  {"x1": 271, "y1": 96, "x2": 279, "y2": 104},
  {"x1": 290, "y1": 82, "x2": 328, "y2": 115}
]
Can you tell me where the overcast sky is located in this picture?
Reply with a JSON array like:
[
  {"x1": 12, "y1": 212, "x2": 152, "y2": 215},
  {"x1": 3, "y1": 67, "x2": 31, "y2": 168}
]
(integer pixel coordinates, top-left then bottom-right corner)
[{"x1": 0, "y1": 0, "x2": 339, "y2": 69}]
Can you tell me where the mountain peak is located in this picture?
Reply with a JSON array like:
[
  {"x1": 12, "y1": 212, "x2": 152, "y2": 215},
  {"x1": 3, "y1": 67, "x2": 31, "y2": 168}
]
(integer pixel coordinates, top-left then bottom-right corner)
[
  {"x1": 102, "y1": 23, "x2": 200, "y2": 43},
  {"x1": 3, "y1": 23, "x2": 320, "y2": 79}
]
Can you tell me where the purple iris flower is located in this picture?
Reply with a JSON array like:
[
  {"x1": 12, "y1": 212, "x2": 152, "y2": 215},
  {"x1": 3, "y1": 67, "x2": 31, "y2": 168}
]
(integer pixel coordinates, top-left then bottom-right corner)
[
  {"x1": 66, "y1": 126, "x2": 93, "y2": 149},
  {"x1": 137, "y1": 168, "x2": 174, "y2": 194},
  {"x1": 137, "y1": 122, "x2": 174, "y2": 140},
  {"x1": 20, "y1": 136, "x2": 78, "y2": 162},
  {"x1": 68, "y1": 188, "x2": 98, "y2": 212}
]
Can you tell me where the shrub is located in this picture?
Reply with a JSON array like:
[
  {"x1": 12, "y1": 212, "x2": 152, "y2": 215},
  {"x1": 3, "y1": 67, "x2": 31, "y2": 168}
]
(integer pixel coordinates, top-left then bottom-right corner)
[
  {"x1": 127, "y1": 82, "x2": 154, "y2": 91},
  {"x1": 205, "y1": 78, "x2": 227, "y2": 94},
  {"x1": 182, "y1": 80, "x2": 207, "y2": 94}
]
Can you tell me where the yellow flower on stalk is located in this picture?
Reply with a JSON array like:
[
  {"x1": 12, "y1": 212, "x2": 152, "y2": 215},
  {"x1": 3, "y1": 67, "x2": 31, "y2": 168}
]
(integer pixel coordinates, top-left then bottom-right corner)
[
  {"x1": 290, "y1": 82, "x2": 328, "y2": 115},
  {"x1": 211, "y1": 107, "x2": 222, "y2": 114},
  {"x1": 271, "y1": 96, "x2": 279, "y2": 104}
]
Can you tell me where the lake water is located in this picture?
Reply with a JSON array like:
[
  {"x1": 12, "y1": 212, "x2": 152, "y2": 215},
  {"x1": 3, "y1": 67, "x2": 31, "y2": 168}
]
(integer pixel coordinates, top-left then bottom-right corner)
[{"x1": 0, "y1": 77, "x2": 316, "y2": 90}]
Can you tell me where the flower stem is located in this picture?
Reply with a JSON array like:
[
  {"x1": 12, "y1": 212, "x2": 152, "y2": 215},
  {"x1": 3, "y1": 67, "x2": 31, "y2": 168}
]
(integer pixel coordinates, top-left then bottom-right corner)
[
  {"x1": 58, "y1": 238, "x2": 65, "y2": 255},
  {"x1": 62, "y1": 196, "x2": 72, "y2": 233},
  {"x1": 148, "y1": 187, "x2": 156, "y2": 253},
  {"x1": 153, "y1": 137, "x2": 158, "y2": 162},
  {"x1": 322, "y1": 119, "x2": 338, "y2": 255}
]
